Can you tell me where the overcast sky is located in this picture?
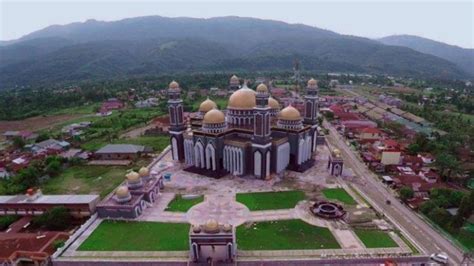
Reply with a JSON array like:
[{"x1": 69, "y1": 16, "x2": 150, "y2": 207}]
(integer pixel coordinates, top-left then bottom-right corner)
[{"x1": 1, "y1": 0, "x2": 473, "y2": 48}]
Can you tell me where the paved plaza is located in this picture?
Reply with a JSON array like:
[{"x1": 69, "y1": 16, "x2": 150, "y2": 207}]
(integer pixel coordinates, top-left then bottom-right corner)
[{"x1": 57, "y1": 144, "x2": 415, "y2": 263}]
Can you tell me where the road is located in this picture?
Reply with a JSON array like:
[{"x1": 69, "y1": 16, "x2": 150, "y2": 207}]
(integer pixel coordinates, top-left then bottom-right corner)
[{"x1": 323, "y1": 120, "x2": 467, "y2": 265}]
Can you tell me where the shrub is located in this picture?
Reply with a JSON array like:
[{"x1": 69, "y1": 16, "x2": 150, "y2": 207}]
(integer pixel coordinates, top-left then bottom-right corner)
[
  {"x1": 53, "y1": 239, "x2": 66, "y2": 250},
  {"x1": 32, "y1": 206, "x2": 71, "y2": 230},
  {"x1": 0, "y1": 215, "x2": 19, "y2": 230}
]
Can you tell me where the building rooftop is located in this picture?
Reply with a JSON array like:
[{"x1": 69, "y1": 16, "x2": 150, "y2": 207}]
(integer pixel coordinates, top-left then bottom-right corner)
[
  {"x1": 95, "y1": 144, "x2": 145, "y2": 154},
  {"x1": 0, "y1": 194, "x2": 99, "y2": 205}
]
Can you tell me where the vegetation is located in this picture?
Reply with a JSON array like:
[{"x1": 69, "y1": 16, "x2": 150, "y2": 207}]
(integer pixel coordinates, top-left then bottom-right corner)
[
  {"x1": 236, "y1": 191, "x2": 306, "y2": 211},
  {"x1": 41, "y1": 162, "x2": 148, "y2": 198},
  {"x1": 0, "y1": 215, "x2": 19, "y2": 230},
  {"x1": 353, "y1": 229, "x2": 398, "y2": 248},
  {"x1": 237, "y1": 220, "x2": 340, "y2": 250},
  {"x1": 420, "y1": 189, "x2": 474, "y2": 250},
  {"x1": 53, "y1": 239, "x2": 66, "y2": 250},
  {"x1": 322, "y1": 188, "x2": 357, "y2": 205},
  {"x1": 166, "y1": 195, "x2": 204, "y2": 212},
  {"x1": 79, "y1": 221, "x2": 189, "y2": 251},
  {"x1": 399, "y1": 186, "x2": 414, "y2": 202},
  {"x1": 32, "y1": 206, "x2": 72, "y2": 231}
]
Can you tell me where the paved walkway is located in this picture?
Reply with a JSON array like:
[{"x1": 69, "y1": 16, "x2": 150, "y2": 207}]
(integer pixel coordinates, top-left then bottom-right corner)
[
  {"x1": 187, "y1": 194, "x2": 250, "y2": 226},
  {"x1": 63, "y1": 218, "x2": 103, "y2": 257}
]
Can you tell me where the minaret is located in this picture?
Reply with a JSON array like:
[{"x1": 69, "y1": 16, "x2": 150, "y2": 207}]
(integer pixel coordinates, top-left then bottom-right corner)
[
  {"x1": 252, "y1": 83, "x2": 272, "y2": 179},
  {"x1": 304, "y1": 78, "x2": 319, "y2": 153},
  {"x1": 229, "y1": 75, "x2": 240, "y2": 91},
  {"x1": 304, "y1": 78, "x2": 319, "y2": 124},
  {"x1": 167, "y1": 80, "x2": 186, "y2": 161}
]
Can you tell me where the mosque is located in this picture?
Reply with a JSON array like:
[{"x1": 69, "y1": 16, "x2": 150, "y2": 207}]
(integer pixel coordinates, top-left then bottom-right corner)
[{"x1": 167, "y1": 75, "x2": 320, "y2": 179}]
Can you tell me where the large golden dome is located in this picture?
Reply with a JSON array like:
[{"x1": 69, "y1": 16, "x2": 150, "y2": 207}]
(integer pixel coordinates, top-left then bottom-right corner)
[
  {"x1": 116, "y1": 186, "x2": 130, "y2": 198},
  {"x1": 199, "y1": 98, "x2": 217, "y2": 113},
  {"x1": 307, "y1": 78, "x2": 317, "y2": 87},
  {"x1": 227, "y1": 87, "x2": 256, "y2": 109},
  {"x1": 268, "y1": 97, "x2": 280, "y2": 109},
  {"x1": 169, "y1": 80, "x2": 179, "y2": 89},
  {"x1": 256, "y1": 83, "x2": 268, "y2": 93},
  {"x1": 279, "y1": 105, "x2": 301, "y2": 121},
  {"x1": 203, "y1": 109, "x2": 225, "y2": 124}
]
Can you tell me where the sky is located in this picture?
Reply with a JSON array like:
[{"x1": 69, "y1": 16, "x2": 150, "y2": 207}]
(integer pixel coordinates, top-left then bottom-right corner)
[{"x1": 1, "y1": 0, "x2": 473, "y2": 48}]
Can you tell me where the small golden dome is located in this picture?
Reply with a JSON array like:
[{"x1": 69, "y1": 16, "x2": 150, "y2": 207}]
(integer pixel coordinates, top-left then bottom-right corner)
[
  {"x1": 333, "y1": 148, "x2": 341, "y2": 157},
  {"x1": 256, "y1": 83, "x2": 268, "y2": 93},
  {"x1": 169, "y1": 80, "x2": 179, "y2": 89},
  {"x1": 230, "y1": 75, "x2": 239, "y2": 83},
  {"x1": 115, "y1": 186, "x2": 130, "y2": 198},
  {"x1": 308, "y1": 78, "x2": 317, "y2": 87},
  {"x1": 199, "y1": 98, "x2": 217, "y2": 113},
  {"x1": 192, "y1": 224, "x2": 201, "y2": 233},
  {"x1": 203, "y1": 219, "x2": 220, "y2": 233},
  {"x1": 138, "y1": 167, "x2": 149, "y2": 177},
  {"x1": 279, "y1": 105, "x2": 301, "y2": 121},
  {"x1": 126, "y1": 171, "x2": 140, "y2": 182},
  {"x1": 268, "y1": 97, "x2": 280, "y2": 109},
  {"x1": 223, "y1": 224, "x2": 232, "y2": 232},
  {"x1": 203, "y1": 109, "x2": 225, "y2": 124},
  {"x1": 228, "y1": 87, "x2": 256, "y2": 109}
]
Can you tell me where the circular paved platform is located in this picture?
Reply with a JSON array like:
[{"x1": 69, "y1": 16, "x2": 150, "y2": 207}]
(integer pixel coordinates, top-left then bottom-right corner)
[{"x1": 186, "y1": 194, "x2": 250, "y2": 226}]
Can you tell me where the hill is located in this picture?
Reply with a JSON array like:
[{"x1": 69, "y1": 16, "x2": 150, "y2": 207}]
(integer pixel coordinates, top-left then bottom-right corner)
[
  {"x1": 379, "y1": 35, "x2": 474, "y2": 77},
  {"x1": 0, "y1": 16, "x2": 468, "y2": 88}
]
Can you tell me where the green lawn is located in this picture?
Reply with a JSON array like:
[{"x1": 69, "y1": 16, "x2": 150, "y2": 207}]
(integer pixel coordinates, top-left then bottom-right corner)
[
  {"x1": 42, "y1": 159, "x2": 149, "y2": 198},
  {"x1": 353, "y1": 229, "x2": 398, "y2": 248},
  {"x1": 236, "y1": 191, "x2": 306, "y2": 211},
  {"x1": 82, "y1": 135, "x2": 169, "y2": 152},
  {"x1": 166, "y1": 195, "x2": 204, "y2": 212},
  {"x1": 322, "y1": 188, "x2": 357, "y2": 205},
  {"x1": 237, "y1": 220, "x2": 341, "y2": 250},
  {"x1": 79, "y1": 220, "x2": 189, "y2": 251}
]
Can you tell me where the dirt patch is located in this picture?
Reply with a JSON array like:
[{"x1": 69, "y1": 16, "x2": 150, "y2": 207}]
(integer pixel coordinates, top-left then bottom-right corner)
[{"x1": 0, "y1": 114, "x2": 82, "y2": 134}]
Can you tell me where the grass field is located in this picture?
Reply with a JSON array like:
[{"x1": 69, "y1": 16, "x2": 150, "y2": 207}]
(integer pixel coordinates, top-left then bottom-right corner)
[
  {"x1": 353, "y1": 229, "x2": 398, "y2": 248},
  {"x1": 166, "y1": 195, "x2": 204, "y2": 212},
  {"x1": 236, "y1": 191, "x2": 306, "y2": 211},
  {"x1": 82, "y1": 135, "x2": 169, "y2": 152},
  {"x1": 78, "y1": 220, "x2": 189, "y2": 251},
  {"x1": 322, "y1": 188, "x2": 357, "y2": 205},
  {"x1": 237, "y1": 220, "x2": 341, "y2": 250},
  {"x1": 42, "y1": 159, "x2": 150, "y2": 198}
]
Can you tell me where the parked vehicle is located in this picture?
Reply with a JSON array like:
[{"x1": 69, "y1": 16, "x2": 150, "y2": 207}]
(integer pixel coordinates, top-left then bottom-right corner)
[{"x1": 430, "y1": 252, "x2": 449, "y2": 264}]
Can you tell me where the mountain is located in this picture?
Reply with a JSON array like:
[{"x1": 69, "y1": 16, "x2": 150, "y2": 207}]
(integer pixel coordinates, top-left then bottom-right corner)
[
  {"x1": 0, "y1": 16, "x2": 468, "y2": 88},
  {"x1": 379, "y1": 35, "x2": 474, "y2": 77}
]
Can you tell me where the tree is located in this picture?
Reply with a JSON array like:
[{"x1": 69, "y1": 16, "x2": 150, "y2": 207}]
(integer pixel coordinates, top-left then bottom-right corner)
[
  {"x1": 32, "y1": 206, "x2": 71, "y2": 231},
  {"x1": 399, "y1": 186, "x2": 414, "y2": 202},
  {"x1": 12, "y1": 137, "x2": 25, "y2": 149},
  {"x1": 435, "y1": 152, "x2": 460, "y2": 182},
  {"x1": 452, "y1": 191, "x2": 474, "y2": 228},
  {"x1": 428, "y1": 207, "x2": 451, "y2": 228},
  {"x1": 407, "y1": 143, "x2": 421, "y2": 155},
  {"x1": 45, "y1": 160, "x2": 61, "y2": 176}
]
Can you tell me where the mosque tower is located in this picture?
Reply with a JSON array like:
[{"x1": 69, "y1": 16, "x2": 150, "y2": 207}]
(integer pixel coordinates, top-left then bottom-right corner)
[
  {"x1": 304, "y1": 78, "x2": 320, "y2": 153},
  {"x1": 252, "y1": 83, "x2": 272, "y2": 179},
  {"x1": 167, "y1": 80, "x2": 186, "y2": 161}
]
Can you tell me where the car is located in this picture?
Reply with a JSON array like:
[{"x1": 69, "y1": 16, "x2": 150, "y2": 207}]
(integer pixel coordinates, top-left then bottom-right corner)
[{"x1": 430, "y1": 252, "x2": 449, "y2": 264}]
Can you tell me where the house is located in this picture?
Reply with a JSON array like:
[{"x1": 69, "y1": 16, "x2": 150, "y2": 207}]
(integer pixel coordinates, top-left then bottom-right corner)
[
  {"x1": 62, "y1": 122, "x2": 92, "y2": 137},
  {"x1": 2, "y1": 131, "x2": 38, "y2": 142},
  {"x1": 135, "y1": 98, "x2": 158, "y2": 108},
  {"x1": 373, "y1": 139, "x2": 401, "y2": 166},
  {"x1": 418, "y1": 168, "x2": 439, "y2": 183},
  {"x1": 358, "y1": 127, "x2": 383, "y2": 141},
  {"x1": 10, "y1": 156, "x2": 30, "y2": 172},
  {"x1": 33, "y1": 139, "x2": 70, "y2": 153},
  {"x1": 59, "y1": 149, "x2": 90, "y2": 160},
  {"x1": 402, "y1": 155, "x2": 423, "y2": 170},
  {"x1": 97, "y1": 98, "x2": 124, "y2": 116},
  {"x1": 95, "y1": 144, "x2": 152, "y2": 160}
]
